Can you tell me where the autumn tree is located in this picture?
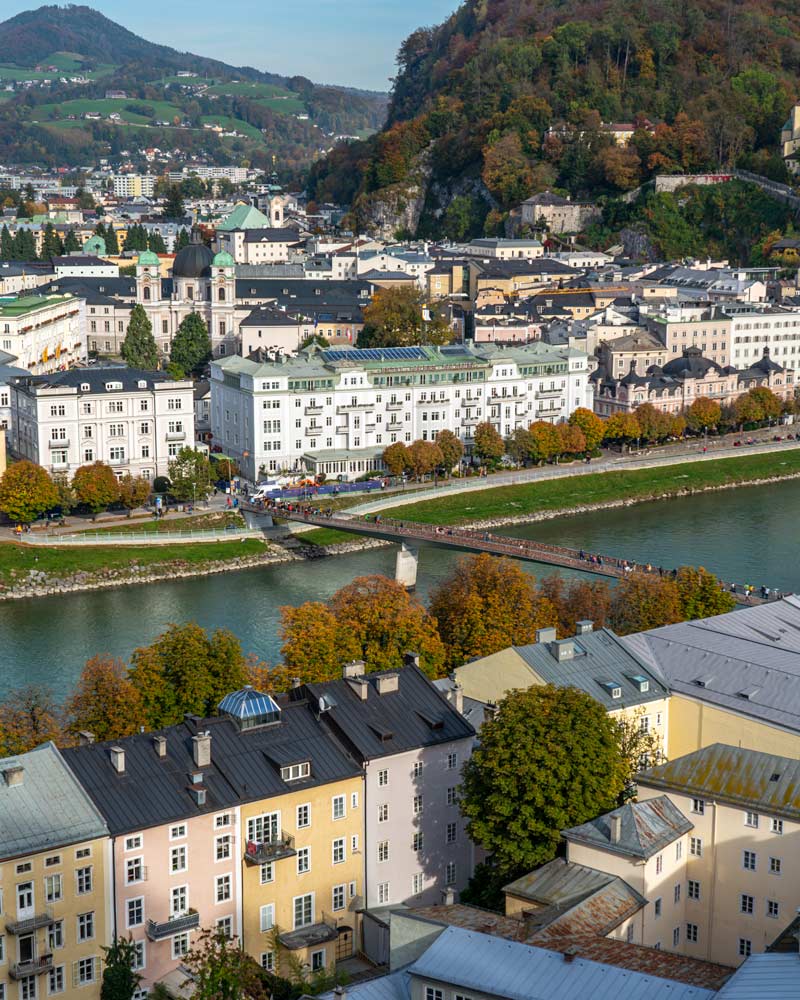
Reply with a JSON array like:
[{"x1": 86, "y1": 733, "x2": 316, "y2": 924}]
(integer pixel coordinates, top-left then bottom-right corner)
[
  {"x1": 0, "y1": 685, "x2": 62, "y2": 755},
  {"x1": 121, "y1": 305, "x2": 159, "y2": 370},
  {"x1": 473, "y1": 421, "x2": 504, "y2": 467},
  {"x1": 613, "y1": 707, "x2": 665, "y2": 792},
  {"x1": 609, "y1": 572, "x2": 683, "y2": 635},
  {"x1": 279, "y1": 603, "x2": 358, "y2": 685},
  {"x1": 168, "y1": 447, "x2": 212, "y2": 501},
  {"x1": 170, "y1": 312, "x2": 211, "y2": 377},
  {"x1": 538, "y1": 575, "x2": 612, "y2": 636},
  {"x1": 460, "y1": 685, "x2": 626, "y2": 887},
  {"x1": 599, "y1": 144, "x2": 642, "y2": 190},
  {"x1": 0, "y1": 460, "x2": 59, "y2": 524},
  {"x1": 430, "y1": 554, "x2": 558, "y2": 668},
  {"x1": 686, "y1": 397, "x2": 722, "y2": 433},
  {"x1": 359, "y1": 286, "x2": 452, "y2": 348},
  {"x1": 527, "y1": 421, "x2": 561, "y2": 463},
  {"x1": 406, "y1": 440, "x2": 443, "y2": 480},
  {"x1": 556, "y1": 422, "x2": 586, "y2": 457},
  {"x1": 64, "y1": 656, "x2": 145, "y2": 742},
  {"x1": 676, "y1": 566, "x2": 735, "y2": 620},
  {"x1": 734, "y1": 386, "x2": 782, "y2": 425},
  {"x1": 381, "y1": 442, "x2": 410, "y2": 476},
  {"x1": 72, "y1": 462, "x2": 120, "y2": 519},
  {"x1": 435, "y1": 429, "x2": 464, "y2": 473},
  {"x1": 633, "y1": 403, "x2": 673, "y2": 443},
  {"x1": 506, "y1": 427, "x2": 533, "y2": 464},
  {"x1": 568, "y1": 407, "x2": 605, "y2": 451},
  {"x1": 604, "y1": 412, "x2": 641, "y2": 450},
  {"x1": 100, "y1": 937, "x2": 143, "y2": 1000},
  {"x1": 129, "y1": 623, "x2": 249, "y2": 728},
  {"x1": 117, "y1": 475, "x2": 151, "y2": 516}
]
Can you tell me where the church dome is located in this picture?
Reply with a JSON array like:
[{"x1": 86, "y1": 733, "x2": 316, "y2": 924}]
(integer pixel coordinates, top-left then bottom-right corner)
[
  {"x1": 137, "y1": 250, "x2": 160, "y2": 267},
  {"x1": 172, "y1": 231, "x2": 214, "y2": 279},
  {"x1": 212, "y1": 250, "x2": 235, "y2": 268}
]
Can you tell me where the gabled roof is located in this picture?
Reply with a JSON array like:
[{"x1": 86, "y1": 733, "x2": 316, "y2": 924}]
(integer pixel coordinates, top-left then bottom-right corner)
[
  {"x1": 216, "y1": 203, "x2": 270, "y2": 231},
  {"x1": 563, "y1": 795, "x2": 692, "y2": 859},
  {"x1": 715, "y1": 953, "x2": 800, "y2": 998}
]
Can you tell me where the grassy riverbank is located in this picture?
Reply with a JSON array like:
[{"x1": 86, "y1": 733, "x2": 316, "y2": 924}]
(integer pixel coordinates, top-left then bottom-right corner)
[
  {"x1": 0, "y1": 537, "x2": 267, "y2": 589},
  {"x1": 74, "y1": 511, "x2": 246, "y2": 535},
  {"x1": 297, "y1": 527, "x2": 356, "y2": 546},
  {"x1": 378, "y1": 449, "x2": 800, "y2": 526}
]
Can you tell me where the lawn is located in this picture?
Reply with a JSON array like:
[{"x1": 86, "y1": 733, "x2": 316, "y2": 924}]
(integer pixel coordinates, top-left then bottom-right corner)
[
  {"x1": 199, "y1": 115, "x2": 265, "y2": 140},
  {"x1": 377, "y1": 449, "x2": 800, "y2": 526},
  {"x1": 0, "y1": 538, "x2": 267, "y2": 589},
  {"x1": 295, "y1": 527, "x2": 356, "y2": 546},
  {"x1": 35, "y1": 98, "x2": 183, "y2": 124},
  {"x1": 74, "y1": 511, "x2": 246, "y2": 535}
]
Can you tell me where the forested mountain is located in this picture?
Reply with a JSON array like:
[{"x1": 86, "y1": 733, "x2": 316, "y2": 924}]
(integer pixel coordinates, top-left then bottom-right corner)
[
  {"x1": 309, "y1": 0, "x2": 800, "y2": 238},
  {"x1": 0, "y1": 6, "x2": 387, "y2": 174}
]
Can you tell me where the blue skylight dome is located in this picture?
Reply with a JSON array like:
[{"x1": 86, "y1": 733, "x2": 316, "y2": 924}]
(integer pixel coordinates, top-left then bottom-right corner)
[{"x1": 219, "y1": 686, "x2": 281, "y2": 729}]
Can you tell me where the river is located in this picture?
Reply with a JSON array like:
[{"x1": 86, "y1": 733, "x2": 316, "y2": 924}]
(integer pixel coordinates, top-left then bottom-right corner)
[{"x1": 1, "y1": 477, "x2": 798, "y2": 700}]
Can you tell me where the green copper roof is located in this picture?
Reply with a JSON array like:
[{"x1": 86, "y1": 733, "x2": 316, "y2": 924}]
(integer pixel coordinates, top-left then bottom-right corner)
[
  {"x1": 212, "y1": 250, "x2": 235, "y2": 267},
  {"x1": 83, "y1": 235, "x2": 106, "y2": 255},
  {"x1": 137, "y1": 250, "x2": 160, "y2": 266},
  {"x1": 216, "y1": 202, "x2": 270, "y2": 232}
]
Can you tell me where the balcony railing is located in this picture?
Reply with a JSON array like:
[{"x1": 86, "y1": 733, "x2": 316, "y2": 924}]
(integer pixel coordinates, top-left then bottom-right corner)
[
  {"x1": 146, "y1": 910, "x2": 200, "y2": 941},
  {"x1": 336, "y1": 403, "x2": 373, "y2": 413},
  {"x1": 10, "y1": 954, "x2": 54, "y2": 980},
  {"x1": 304, "y1": 406, "x2": 323, "y2": 416},
  {"x1": 305, "y1": 426, "x2": 323, "y2": 437},
  {"x1": 5, "y1": 909, "x2": 53, "y2": 935},
  {"x1": 48, "y1": 438, "x2": 69, "y2": 449},
  {"x1": 386, "y1": 401, "x2": 403, "y2": 411},
  {"x1": 166, "y1": 431, "x2": 186, "y2": 442},
  {"x1": 536, "y1": 388, "x2": 562, "y2": 398},
  {"x1": 244, "y1": 832, "x2": 296, "y2": 865}
]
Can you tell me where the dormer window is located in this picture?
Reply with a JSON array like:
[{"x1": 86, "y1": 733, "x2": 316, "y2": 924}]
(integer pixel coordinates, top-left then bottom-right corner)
[
  {"x1": 599, "y1": 680, "x2": 622, "y2": 699},
  {"x1": 105, "y1": 382, "x2": 123, "y2": 391},
  {"x1": 280, "y1": 762, "x2": 310, "y2": 781},
  {"x1": 80, "y1": 383, "x2": 90, "y2": 391},
  {"x1": 137, "y1": 380, "x2": 147, "y2": 389}
]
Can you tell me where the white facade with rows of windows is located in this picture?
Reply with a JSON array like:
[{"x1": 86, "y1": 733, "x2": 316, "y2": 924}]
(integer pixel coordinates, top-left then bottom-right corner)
[
  {"x1": 210, "y1": 343, "x2": 592, "y2": 482},
  {"x1": 0, "y1": 295, "x2": 86, "y2": 375},
  {"x1": 9, "y1": 370, "x2": 195, "y2": 479}
]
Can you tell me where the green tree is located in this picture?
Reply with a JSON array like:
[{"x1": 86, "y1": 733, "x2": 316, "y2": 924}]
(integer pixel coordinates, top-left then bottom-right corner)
[
  {"x1": 686, "y1": 397, "x2": 722, "y2": 433},
  {"x1": 1, "y1": 224, "x2": 13, "y2": 259},
  {"x1": 568, "y1": 407, "x2": 605, "y2": 450},
  {"x1": 676, "y1": 566, "x2": 735, "y2": 619},
  {"x1": 63, "y1": 228, "x2": 81, "y2": 253},
  {"x1": 381, "y1": 442, "x2": 410, "y2": 476},
  {"x1": 473, "y1": 421, "x2": 504, "y2": 468},
  {"x1": 182, "y1": 928, "x2": 267, "y2": 1000},
  {"x1": 100, "y1": 937, "x2": 142, "y2": 1000},
  {"x1": 460, "y1": 685, "x2": 626, "y2": 880},
  {"x1": 41, "y1": 222, "x2": 63, "y2": 259},
  {"x1": 72, "y1": 462, "x2": 121, "y2": 520},
  {"x1": 0, "y1": 461, "x2": 59, "y2": 524},
  {"x1": 148, "y1": 231, "x2": 167, "y2": 254},
  {"x1": 171, "y1": 312, "x2": 212, "y2": 377},
  {"x1": 435, "y1": 429, "x2": 464, "y2": 473},
  {"x1": 163, "y1": 184, "x2": 186, "y2": 220},
  {"x1": 104, "y1": 225, "x2": 120, "y2": 255},
  {"x1": 175, "y1": 228, "x2": 191, "y2": 251},
  {"x1": 121, "y1": 305, "x2": 159, "y2": 369},
  {"x1": 358, "y1": 286, "x2": 452, "y2": 348},
  {"x1": 168, "y1": 447, "x2": 213, "y2": 502},
  {"x1": 117, "y1": 475, "x2": 151, "y2": 516}
]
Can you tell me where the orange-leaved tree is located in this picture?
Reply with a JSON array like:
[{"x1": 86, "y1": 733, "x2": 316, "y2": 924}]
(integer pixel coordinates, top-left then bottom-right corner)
[{"x1": 64, "y1": 655, "x2": 145, "y2": 741}]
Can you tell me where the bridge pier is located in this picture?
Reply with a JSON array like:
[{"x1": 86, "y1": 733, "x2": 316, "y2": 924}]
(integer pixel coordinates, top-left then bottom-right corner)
[{"x1": 395, "y1": 542, "x2": 419, "y2": 590}]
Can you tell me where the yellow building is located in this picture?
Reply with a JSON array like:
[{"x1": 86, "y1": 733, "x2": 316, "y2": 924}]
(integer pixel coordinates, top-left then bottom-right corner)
[
  {"x1": 0, "y1": 743, "x2": 111, "y2": 1000},
  {"x1": 453, "y1": 623, "x2": 670, "y2": 759}
]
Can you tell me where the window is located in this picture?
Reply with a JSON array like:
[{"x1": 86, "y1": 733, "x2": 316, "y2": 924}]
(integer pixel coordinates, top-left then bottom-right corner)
[
  {"x1": 351, "y1": 792, "x2": 359, "y2": 809},
  {"x1": 293, "y1": 894, "x2": 313, "y2": 929},
  {"x1": 378, "y1": 841, "x2": 389, "y2": 863},
  {"x1": 44, "y1": 856, "x2": 61, "y2": 868},
  {"x1": 172, "y1": 934, "x2": 189, "y2": 959},
  {"x1": 260, "y1": 863, "x2": 274, "y2": 885},
  {"x1": 131, "y1": 941, "x2": 145, "y2": 971},
  {"x1": 351, "y1": 835, "x2": 359, "y2": 854},
  {"x1": 247, "y1": 813, "x2": 279, "y2": 845},
  {"x1": 378, "y1": 804, "x2": 388, "y2": 823},
  {"x1": 77, "y1": 912, "x2": 94, "y2": 941},
  {"x1": 426, "y1": 989, "x2": 443, "y2": 1000},
  {"x1": 413, "y1": 833, "x2": 424, "y2": 852},
  {"x1": 48, "y1": 922, "x2": 63, "y2": 950},
  {"x1": 447, "y1": 753, "x2": 458, "y2": 770},
  {"x1": 378, "y1": 882, "x2": 390, "y2": 904},
  {"x1": 413, "y1": 794, "x2": 423, "y2": 816},
  {"x1": 311, "y1": 951, "x2": 324, "y2": 973},
  {"x1": 332, "y1": 885, "x2": 345, "y2": 911},
  {"x1": 260, "y1": 904, "x2": 274, "y2": 932},
  {"x1": 738, "y1": 939, "x2": 752, "y2": 958},
  {"x1": 378, "y1": 769, "x2": 388, "y2": 786},
  {"x1": 48, "y1": 966, "x2": 65, "y2": 995},
  {"x1": 686, "y1": 923, "x2": 698, "y2": 943},
  {"x1": 447, "y1": 787, "x2": 457, "y2": 806},
  {"x1": 216, "y1": 916, "x2": 232, "y2": 939},
  {"x1": 446, "y1": 861, "x2": 457, "y2": 886},
  {"x1": 215, "y1": 836, "x2": 231, "y2": 862},
  {"x1": 170, "y1": 846, "x2": 187, "y2": 873},
  {"x1": 76, "y1": 867, "x2": 92, "y2": 895},
  {"x1": 412, "y1": 873, "x2": 423, "y2": 895},
  {"x1": 654, "y1": 898, "x2": 662, "y2": 917},
  {"x1": 743, "y1": 850, "x2": 757, "y2": 871},
  {"x1": 655, "y1": 855, "x2": 663, "y2": 875},
  {"x1": 76, "y1": 958, "x2": 96, "y2": 985},
  {"x1": 126, "y1": 857, "x2": 144, "y2": 884},
  {"x1": 167, "y1": 398, "x2": 182, "y2": 411},
  {"x1": 771, "y1": 818, "x2": 784, "y2": 835},
  {"x1": 332, "y1": 839, "x2": 345, "y2": 865},
  {"x1": 446, "y1": 822, "x2": 457, "y2": 844},
  {"x1": 688, "y1": 880, "x2": 700, "y2": 901},
  {"x1": 170, "y1": 824, "x2": 187, "y2": 840},
  {"x1": 627, "y1": 925, "x2": 634, "y2": 944},
  {"x1": 124, "y1": 835, "x2": 142, "y2": 852},
  {"x1": 332, "y1": 795, "x2": 345, "y2": 820},
  {"x1": 349, "y1": 881, "x2": 357, "y2": 898},
  {"x1": 297, "y1": 804, "x2": 310, "y2": 829},
  {"x1": 745, "y1": 811, "x2": 759, "y2": 828},
  {"x1": 672, "y1": 927, "x2": 680, "y2": 947},
  {"x1": 413, "y1": 761, "x2": 423, "y2": 778},
  {"x1": 675, "y1": 841, "x2": 682, "y2": 861},
  {"x1": 215, "y1": 813, "x2": 231, "y2": 829},
  {"x1": 126, "y1": 898, "x2": 144, "y2": 928},
  {"x1": 767, "y1": 899, "x2": 780, "y2": 919},
  {"x1": 45, "y1": 874, "x2": 63, "y2": 903},
  {"x1": 740, "y1": 894, "x2": 754, "y2": 914},
  {"x1": 280, "y1": 762, "x2": 310, "y2": 781},
  {"x1": 109, "y1": 446, "x2": 125, "y2": 462},
  {"x1": 674, "y1": 884, "x2": 681, "y2": 904},
  {"x1": 692, "y1": 798, "x2": 705, "y2": 815},
  {"x1": 690, "y1": 837, "x2": 703, "y2": 857},
  {"x1": 170, "y1": 886, "x2": 188, "y2": 918},
  {"x1": 770, "y1": 856, "x2": 782, "y2": 875},
  {"x1": 216, "y1": 875, "x2": 231, "y2": 903},
  {"x1": 297, "y1": 848, "x2": 310, "y2": 874}
]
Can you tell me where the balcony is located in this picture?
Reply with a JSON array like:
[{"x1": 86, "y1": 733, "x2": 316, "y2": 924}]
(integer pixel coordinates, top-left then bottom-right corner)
[
  {"x1": 50, "y1": 462, "x2": 69, "y2": 472},
  {"x1": 166, "y1": 431, "x2": 186, "y2": 442},
  {"x1": 386, "y1": 401, "x2": 403, "y2": 411},
  {"x1": 145, "y1": 910, "x2": 200, "y2": 942},
  {"x1": 365, "y1": 424, "x2": 376, "y2": 433},
  {"x1": 305, "y1": 426, "x2": 323, "y2": 437},
  {"x1": 48, "y1": 438, "x2": 69, "y2": 449},
  {"x1": 536, "y1": 388, "x2": 562, "y2": 399},
  {"x1": 387, "y1": 421, "x2": 403, "y2": 432},
  {"x1": 335, "y1": 425, "x2": 347, "y2": 434},
  {"x1": 10, "y1": 954, "x2": 54, "y2": 980},
  {"x1": 304, "y1": 406, "x2": 323, "y2": 416},
  {"x1": 244, "y1": 832, "x2": 296, "y2": 865},
  {"x1": 277, "y1": 913, "x2": 338, "y2": 952},
  {"x1": 336, "y1": 403, "x2": 373, "y2": 414},
  {"x1": 5, "y1": 909, "x2": 53, "y2": 935}
]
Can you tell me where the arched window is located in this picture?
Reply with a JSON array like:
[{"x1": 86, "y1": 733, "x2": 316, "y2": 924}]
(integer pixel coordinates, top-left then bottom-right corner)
[
  {"x1": 187, "y1": 286, "x2": 194, "y2": 300},
  {"x1": 143, "y1": 286, "x2": 151, "y2": 301},
  {"x1": 219, "y1": 287, "x2": 226, "y2": 302}
]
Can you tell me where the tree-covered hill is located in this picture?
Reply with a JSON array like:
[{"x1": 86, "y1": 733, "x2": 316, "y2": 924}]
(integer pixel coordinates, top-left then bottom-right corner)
[{"x1": 309, "y1": 0, "x2": 800, "y2": 237}]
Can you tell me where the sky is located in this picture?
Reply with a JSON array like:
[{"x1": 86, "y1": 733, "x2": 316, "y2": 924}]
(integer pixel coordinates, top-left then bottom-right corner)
[{"x1": 4, "y1": 0, "x2": 460, "y2": 91}]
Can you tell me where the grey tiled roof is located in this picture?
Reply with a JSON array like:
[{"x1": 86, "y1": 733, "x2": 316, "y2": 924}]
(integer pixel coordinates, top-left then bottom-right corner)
[
  {"x1": 563, "y1": 795, "x2": 692, "y2": 859},
  {"x1": 0, "y1": 742, "x2": 108, "y2": 860}
]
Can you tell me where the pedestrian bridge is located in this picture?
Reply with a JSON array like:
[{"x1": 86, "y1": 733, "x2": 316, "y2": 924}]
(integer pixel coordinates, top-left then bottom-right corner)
[{"x1": 242, "y1": 504, "x2": 772, "y2": 604}]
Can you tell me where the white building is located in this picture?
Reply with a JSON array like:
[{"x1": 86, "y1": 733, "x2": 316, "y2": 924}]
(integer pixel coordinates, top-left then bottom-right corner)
[
  {"x1": 210, "y1": 341, "x2": 592, "y2": 481},
  {"x1": 53, "y1": 256, "x2": 120, "y2": 279},
  {"x1": 0, "y1": 294, "x2": 86, "y2": 374},
  {"x1": 112, "y1": 174, "x2": 156, "y2": 198},
  {"x1": 10, "y1": 368, "x2": 195, "y2": 479}
]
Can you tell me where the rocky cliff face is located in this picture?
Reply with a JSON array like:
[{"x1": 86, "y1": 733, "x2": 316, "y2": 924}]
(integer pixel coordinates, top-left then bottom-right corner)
[{"x1": 352, "y1": 148, "x2": 433, "y2": 239}]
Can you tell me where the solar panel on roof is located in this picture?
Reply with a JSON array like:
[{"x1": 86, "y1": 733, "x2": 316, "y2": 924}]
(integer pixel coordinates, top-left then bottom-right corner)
[{"x1": 322, "y1": 347, "x2": 427, "y2": 363}]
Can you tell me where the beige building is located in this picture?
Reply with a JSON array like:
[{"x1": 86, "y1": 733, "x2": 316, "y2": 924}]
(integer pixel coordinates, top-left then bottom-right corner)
[
  {"x1": 520, "y1": 191, "x2": 600, "y2": 233},
  {"x1": 781, "y1": 104, "x2": 800, "y2": 173},
  {"x1": 596, "y1": 332, "x2": 669, "y2": 381}
]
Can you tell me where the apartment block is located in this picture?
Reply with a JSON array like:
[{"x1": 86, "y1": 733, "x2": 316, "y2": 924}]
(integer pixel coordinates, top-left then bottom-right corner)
[
  {"x1": 0, "y1": 743, "x2": 111, "y2": 1000},
  {"x1": 0, "y1": 295, "x2": 86, "y2": 375}
]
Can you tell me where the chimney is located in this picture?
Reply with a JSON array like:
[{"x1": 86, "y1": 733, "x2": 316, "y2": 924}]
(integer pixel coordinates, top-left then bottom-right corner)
[
  {"x1": 563, "y1": 946, "x2": 579, "y2": 964},
  {"x1": 404, "y1": 651, "x2": 420, "y2": 669},
  {"x1": 449, "y1": 683, "x2": 464, "y2": 714},
  {"x1": 347, "y1": 678, "x2": 369, "y2": 700},
  {"x1": 2, "y1": 765, "x2": 24, "y2": 787},
  {"x1": 333, "y1": 988, "x2": 347, "y2": 1000},
  {"x1": 78, "y1": 731, "x2": 95, "y2": 745},
  {"x1": 190, "y1": 786, "x2": 207, "y2": 806},
  {"x1": 442, "y1": 887, "x2": 456, "y2": 906},
  {"x1": 342, "y1": 660, "x2": 366, "y2": 680},
  {"x1": 375, "y1": 673, "x2": 399, "y2": 695},
  {"x1": 576, "y1": 620, "x2": 594, "y2": 635},
  {"x1": 291, "y1": 677, "x2": 302, "y2": 689},
  {"x1": 184, "y1": 713, "x2": 201, "y2": 733},
  {"x1": 109, "y1": 747, "x2": 125, "y2": 774},
  {"x1": 536, "y1": 626, "x2": 557, "y2": 644},
  {"x1": 484, "y1": 702, "x2": 499, "y2": 722},
  {"x1": 153, "y1": 735, "x2": 167, "y2": 758},
  {"x1": 610, "y1": 813, "x2": 622, "y2": 844},
  {"x1": 192, "y1": 732, "x2": 211, "y2": 769},
  {"x1": 553, "y1": 639, "x2": 575, "y2": 661}
]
